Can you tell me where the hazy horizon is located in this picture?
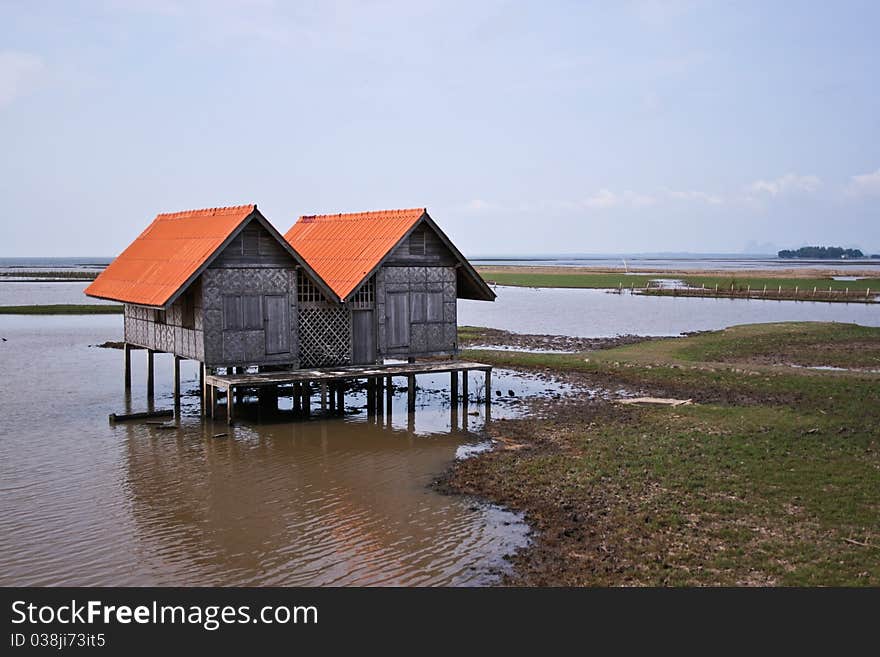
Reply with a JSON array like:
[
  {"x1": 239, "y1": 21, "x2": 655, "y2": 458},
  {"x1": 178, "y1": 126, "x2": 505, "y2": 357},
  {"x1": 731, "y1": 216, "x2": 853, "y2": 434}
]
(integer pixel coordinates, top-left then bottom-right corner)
[{"x1": 2, "y1": 2, "x2": 878, "y2": 257}]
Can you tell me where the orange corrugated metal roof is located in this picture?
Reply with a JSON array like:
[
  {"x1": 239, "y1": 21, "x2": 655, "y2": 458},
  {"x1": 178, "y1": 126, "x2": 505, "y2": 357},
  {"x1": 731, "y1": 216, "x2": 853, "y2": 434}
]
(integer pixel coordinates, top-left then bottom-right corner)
[
  {"x1": 85, "y1": 205, "x2": 257, "y2": 307},
  {"x1": 284, "y1": 208, "x2": 426, "y2": 300}
]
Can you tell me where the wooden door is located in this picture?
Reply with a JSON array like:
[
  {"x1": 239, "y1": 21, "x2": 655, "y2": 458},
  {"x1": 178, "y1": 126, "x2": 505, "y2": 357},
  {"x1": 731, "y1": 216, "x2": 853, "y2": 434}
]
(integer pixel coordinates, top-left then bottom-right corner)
[
  {"x1": 385, "y1": 291, "x2": 410, "y2": 349},
  {"x1": 352, "y1": 310, "x2": 376, "y2": 364},
  {"x1": 264, "y1": 294, "x2": 289, "y2": 354}
]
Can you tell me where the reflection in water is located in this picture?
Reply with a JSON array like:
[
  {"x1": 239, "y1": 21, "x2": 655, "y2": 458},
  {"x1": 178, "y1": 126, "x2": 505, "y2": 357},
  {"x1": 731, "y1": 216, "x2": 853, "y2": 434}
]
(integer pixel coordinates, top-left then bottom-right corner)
[{"x1": 0, "y1": 316, "x2": 536, "y2": 586}]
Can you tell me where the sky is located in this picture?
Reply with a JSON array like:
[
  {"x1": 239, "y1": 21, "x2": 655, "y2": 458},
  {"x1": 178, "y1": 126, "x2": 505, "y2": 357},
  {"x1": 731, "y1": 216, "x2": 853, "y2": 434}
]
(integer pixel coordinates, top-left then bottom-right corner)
[{"x1": 1, "y1": 0, "x2": 878, "y2": 257}]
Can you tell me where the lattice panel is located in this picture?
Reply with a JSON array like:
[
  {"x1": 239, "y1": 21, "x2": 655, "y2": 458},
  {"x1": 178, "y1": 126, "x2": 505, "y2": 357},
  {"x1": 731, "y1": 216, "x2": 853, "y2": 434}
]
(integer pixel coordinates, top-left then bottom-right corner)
[
  {"x1": 350, "y1": 276, "x2": 375, "y2": 310},
  {"x1": 299, "y1": 307, "x2": 351, "y2": 367}
]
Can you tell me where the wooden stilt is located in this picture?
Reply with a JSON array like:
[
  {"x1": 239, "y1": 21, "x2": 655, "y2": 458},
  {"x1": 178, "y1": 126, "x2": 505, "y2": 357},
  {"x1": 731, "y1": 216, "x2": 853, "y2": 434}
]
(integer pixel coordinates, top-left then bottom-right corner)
[
  {"x1": 386, "y1": 376, "x2": 393, "y2": 414},
  {"x1": 123, "y1": 343, "x2": 132, "y2": 390},
  {"x1": 329, "y1": 382, "x2": 336, "y2": 412},
  {"x1": 451, "y1": 390, "x2": 459, "y2": 430},
  {"x1": 320, "y1": 382, "x2": 328, "y2": 411},
  {"x1": 367, "y1": 378, "x2": 376, "y2": 416},
  {"x1": 199, "y1": 363, "x2": 206, "y2": 416},
  {"x1": 336, "y1": 382, "x2": 344, "y2": 413},
  {"x1": 209, "y1": 384, "x2": 215, "y2": 419},
  {"x1": 462, "y1": 370, "x2": 469, "y2": 422},
  {"x1": 376, "y1": 376, "x2": 384, "y2": 416},
  {"x1": 173, "y1": 356, "x2": 181, "y2": 408},
  {"x1": 407, "y1": 374, "x2": 416, "y2": 412},
  {"x1": 146, "y1": 349, "x2": 155, "y2": 398},
  {"x1": 302, "y1": 383, "x2": 311, "y2": 417},
  {"x1": 450, "y1": 370, "x2": 458, "y2": 401},
  {"x1": 484, "y1": 369, "x2": 491, "y2": 405},
  {"x1": 293, "y1": 382, "x2": 301, "y2": 413},
  {"x1": 227, "y1": 385, "x2": 234, "y2": 424}
]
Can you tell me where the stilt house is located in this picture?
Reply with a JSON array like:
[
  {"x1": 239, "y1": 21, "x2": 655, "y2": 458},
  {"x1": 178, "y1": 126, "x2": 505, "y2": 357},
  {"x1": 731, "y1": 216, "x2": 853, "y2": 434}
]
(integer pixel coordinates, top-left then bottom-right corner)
[
  {"x1": 84, "y1": 205, "x2": 335, "y2": 369},
  {"x1": 284, "y1": 208, "x2": 495, "y2": 366}
]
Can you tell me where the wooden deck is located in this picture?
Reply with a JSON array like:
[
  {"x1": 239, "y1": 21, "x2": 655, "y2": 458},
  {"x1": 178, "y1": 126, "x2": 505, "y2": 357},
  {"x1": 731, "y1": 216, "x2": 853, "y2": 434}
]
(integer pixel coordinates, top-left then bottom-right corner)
[
  {"x1": 205, "y1": 360, "x2": 491, "y2": 390},
  {"x1": 203, "y1": 360, "x2": 492, "y2": 424}
]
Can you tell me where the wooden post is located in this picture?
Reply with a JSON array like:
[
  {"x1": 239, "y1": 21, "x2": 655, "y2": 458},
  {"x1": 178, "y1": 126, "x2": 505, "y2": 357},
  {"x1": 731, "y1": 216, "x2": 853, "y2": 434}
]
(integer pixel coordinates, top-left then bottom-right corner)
[
  {"x1": 146, "y1": 349, "x2": 155, "y2": 398},
  {"x1": 123, "y1": 343, "x2": 132, "y2": 390},
  {"x1": 293, "y1": 382, "x2": 301, "y2": 412},
  {"x1": 337, "y1": 382, "x2": 344, "y2": 413},
  {"x1": 320, "y1": 382, "x2": 327, "y2": 411},
  {"x1": 461, "y1": 369, "x2": 469, "y2": 402},
  {"x1": 367, "y1": 378, "x2": 376, "y2": 416},
  {"x1": 450, "y1": 370, "x2": 458, "y2": 401},
  {"x1": 385, "y1": 376, "x2": 393, "y2": 414},
  {"x1": 209, "y1": 384, "x2": 215, "y2": 419},
  {"x1": 407, "y1": 374, "x2": 416, "y2": 412},
  {"x1": 302, "y1": 382, "x2": 311, "y2": 417},
  {"x1": 376, "y1": 376, "x2": 384, "y2": 416},
  {"x1": 173, "y1": 356, "x2": 181, "y2": 407},
  {"x1": 199, "y1": 363, "x2": 206, "y2": 416},
  {"x1": 329, "y1": 382, "x2": 336, "y2": 412},
  {"x1": 227, "y1": 385, "x2": 234, "y2": 425},
  {"x1": 485, "y1": 369, "x2": 492, "y2": 405}
]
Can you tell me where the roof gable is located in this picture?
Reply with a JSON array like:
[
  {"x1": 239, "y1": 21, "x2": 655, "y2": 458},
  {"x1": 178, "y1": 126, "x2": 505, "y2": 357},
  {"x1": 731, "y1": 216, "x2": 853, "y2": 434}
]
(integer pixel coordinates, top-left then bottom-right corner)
[
  {"x1": 284, "y1": 208, "x2": 426, "y2": 301},
  {"x1": 85, "y1": 204, "x2": 336, "y2": 307},
  {"x1": 283, "y1": 208, "x2": 495, "y2": 302}
]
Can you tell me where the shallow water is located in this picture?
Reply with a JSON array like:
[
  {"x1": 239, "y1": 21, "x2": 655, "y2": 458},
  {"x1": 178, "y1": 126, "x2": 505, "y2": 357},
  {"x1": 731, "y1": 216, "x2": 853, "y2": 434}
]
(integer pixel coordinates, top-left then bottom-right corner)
[
  {"x1": 0, "y1": 316, "x2": 557, "y2": 586},
  {"x1": 0, "y1": 281, "x2": 113, "y2": 306},
  {"x1": 459, "y1": 286, "x2": 880, "y2": 337}
]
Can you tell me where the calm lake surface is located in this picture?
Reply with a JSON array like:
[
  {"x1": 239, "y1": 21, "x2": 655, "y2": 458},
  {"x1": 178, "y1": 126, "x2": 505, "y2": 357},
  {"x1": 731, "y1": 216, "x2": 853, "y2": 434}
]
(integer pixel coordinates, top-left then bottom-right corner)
[{"x1": 0, "y1": 316, "x2": 559, "y2": 586}]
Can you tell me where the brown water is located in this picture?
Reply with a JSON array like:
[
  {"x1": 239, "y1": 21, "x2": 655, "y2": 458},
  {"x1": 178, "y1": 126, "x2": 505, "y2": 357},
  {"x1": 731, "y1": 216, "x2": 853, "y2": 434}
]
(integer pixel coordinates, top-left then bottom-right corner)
[{"x1": 0, "y1": 316, "x2": 550, "y2": 586}]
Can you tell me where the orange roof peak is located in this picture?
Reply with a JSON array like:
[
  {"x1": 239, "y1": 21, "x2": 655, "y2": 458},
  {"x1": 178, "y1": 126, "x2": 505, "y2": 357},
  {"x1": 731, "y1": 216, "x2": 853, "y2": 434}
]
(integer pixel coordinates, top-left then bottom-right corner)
[
  {"x1": 285, "y1": 207, "x2": 428, "y2": 300},
  {"x1": 299, "y1": 208, "x2": 425, "y2": 223},
  {"x1": 85, "y1": 204, "x2": 261, "y2": 307},
  {"x1": 156, "y1": 204, "x2": 256, "y2": 221}
]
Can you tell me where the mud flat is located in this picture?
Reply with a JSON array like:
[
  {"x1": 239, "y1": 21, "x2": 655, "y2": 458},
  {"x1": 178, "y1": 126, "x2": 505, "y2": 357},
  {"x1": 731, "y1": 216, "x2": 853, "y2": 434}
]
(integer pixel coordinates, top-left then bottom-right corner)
[{"x1": 437, "y1": 322, "x2": 880, "y2": 586}]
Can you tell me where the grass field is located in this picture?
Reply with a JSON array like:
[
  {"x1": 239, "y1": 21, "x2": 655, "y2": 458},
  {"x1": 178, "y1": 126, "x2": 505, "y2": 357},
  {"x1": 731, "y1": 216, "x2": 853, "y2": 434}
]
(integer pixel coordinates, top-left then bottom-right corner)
[
  {"x1": 0, "y1": 304, "x2": 122, "y2": 314},
  {"x1": 445, "y1": 322, "x2": 880, "y2": 585},
  {"x1": 477, "y1": 269, "x2": 880, "y2": 292}
]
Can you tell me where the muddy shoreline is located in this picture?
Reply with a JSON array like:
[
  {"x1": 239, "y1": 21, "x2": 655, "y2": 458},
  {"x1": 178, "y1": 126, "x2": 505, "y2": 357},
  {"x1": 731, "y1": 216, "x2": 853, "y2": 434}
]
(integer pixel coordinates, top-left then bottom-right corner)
[
  {"x1": 435, "y1": 323, "x2": 880, "y2": 585},
  {"x1": 458, "y1": 326, "x2": 669, "y2": 352}
]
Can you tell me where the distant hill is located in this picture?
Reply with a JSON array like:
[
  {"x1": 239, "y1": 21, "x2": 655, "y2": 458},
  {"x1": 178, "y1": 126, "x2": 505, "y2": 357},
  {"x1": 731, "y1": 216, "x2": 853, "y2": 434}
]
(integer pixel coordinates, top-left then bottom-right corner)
[{"x1": 778, "y1": 246, "x2": 865, "y2": 259}]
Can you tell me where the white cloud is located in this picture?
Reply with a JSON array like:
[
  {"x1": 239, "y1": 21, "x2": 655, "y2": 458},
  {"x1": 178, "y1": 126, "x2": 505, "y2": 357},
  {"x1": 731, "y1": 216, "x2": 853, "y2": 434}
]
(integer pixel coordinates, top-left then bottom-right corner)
[
  {"x1": 664, "y1": 189, "x2": 724, "y2": 205},
  {"x1": 745, "y1": 173, "x2": 821, "y2": 197},
  {"x1": 0, "y1": 51, "x2": 44, "y2": 108},
  {"x1": 848, "y1": 168, "x2": 880, "y2": 197},
  {"x1": 583, "y1": 189, "x2": 619, "y2": 208},
  {"x1": 464, "y1": 199, "x2": 495, "y2": 211},
  {"x1": 582, "y1": 189, "x2": 657, "y2": 209}
]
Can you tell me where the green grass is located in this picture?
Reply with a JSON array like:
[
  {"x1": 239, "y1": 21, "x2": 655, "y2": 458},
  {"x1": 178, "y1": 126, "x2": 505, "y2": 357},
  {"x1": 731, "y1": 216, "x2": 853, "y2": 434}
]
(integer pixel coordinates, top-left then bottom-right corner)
[
  {"x1": 0, "y1": 304, "x2": 123, "y2": 314},
  {"x1": 452, "y1": 322, "x2": 880, "y2": 585},
  {"x1": 476, "y1": 269, "x2": 880, "y2": 292},
  {"x1": 478, "y1": 271, "x2": 656, "y2": 288}
]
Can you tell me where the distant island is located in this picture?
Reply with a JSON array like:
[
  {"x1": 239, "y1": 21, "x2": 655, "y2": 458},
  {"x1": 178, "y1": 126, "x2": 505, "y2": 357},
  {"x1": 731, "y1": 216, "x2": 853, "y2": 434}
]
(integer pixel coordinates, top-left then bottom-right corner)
[{"x1": 778, "y1": 246, "x2": 865, "y2": 259}]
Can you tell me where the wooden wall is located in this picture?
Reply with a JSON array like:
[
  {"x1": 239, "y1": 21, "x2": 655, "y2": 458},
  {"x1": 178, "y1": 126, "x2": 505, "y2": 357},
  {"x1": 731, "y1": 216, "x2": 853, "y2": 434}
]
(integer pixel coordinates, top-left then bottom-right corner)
[
  {"x1": 201, "y1": 267, "x2": 298, "y2": 368},
  {"x1": 384, "y1": 224, "x2": 456, "y2": 267},
  {"x1": 376, "y1": 266, "x2": 457, "y2": 359},
  {"x1": 124, "y1": 279, "x2": 204, "y2": 360}
]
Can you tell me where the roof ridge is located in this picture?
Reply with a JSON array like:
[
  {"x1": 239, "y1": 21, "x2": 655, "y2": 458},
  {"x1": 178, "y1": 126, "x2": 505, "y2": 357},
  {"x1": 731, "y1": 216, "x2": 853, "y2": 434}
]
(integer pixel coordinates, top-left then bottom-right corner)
[
  {"x1": 157, "y1": 204, "x2": 256, "y2": 220},
  {"x1": 299, "y1": 207, "x2": 426, "y2": 222}
]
